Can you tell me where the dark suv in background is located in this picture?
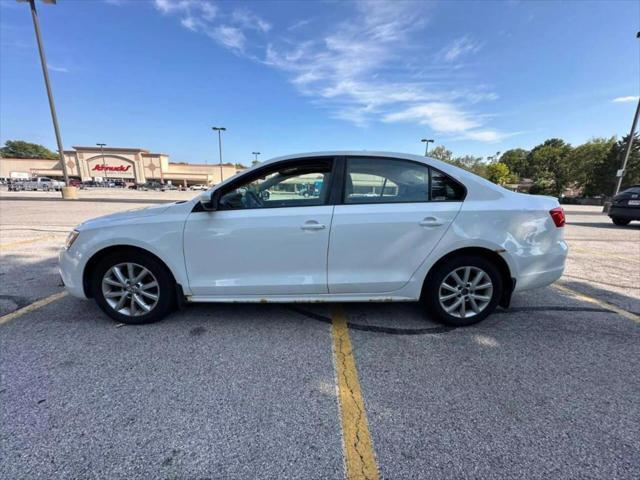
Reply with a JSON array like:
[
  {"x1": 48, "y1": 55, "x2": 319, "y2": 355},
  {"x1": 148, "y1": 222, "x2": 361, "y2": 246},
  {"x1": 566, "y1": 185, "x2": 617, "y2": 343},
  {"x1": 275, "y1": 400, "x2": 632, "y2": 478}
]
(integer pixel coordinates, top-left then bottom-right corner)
[{"x1": 608, "y1": 185, "x2": 640, "y2": 225}]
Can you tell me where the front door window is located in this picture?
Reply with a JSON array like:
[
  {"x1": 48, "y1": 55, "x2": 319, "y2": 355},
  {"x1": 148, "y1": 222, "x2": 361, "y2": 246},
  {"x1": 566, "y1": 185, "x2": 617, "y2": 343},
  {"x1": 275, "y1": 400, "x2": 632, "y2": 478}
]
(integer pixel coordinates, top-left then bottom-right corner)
[{"x1": 219, "y1": 161, "x2": 333, "y2": 210}]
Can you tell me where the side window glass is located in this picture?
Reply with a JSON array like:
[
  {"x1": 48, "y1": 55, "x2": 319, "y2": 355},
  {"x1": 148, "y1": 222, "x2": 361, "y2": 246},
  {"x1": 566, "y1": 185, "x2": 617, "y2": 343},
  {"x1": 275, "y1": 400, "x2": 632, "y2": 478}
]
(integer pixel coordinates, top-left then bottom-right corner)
[
  {"x1": 430, "y1": 169, "x2": 465, "y2": 201},
  {"x1": 345, "y1": 157, "x2": 429, "y2": 204},
  {"x1": 218, "y1": 161, "x2": 332, "y2": 210}
]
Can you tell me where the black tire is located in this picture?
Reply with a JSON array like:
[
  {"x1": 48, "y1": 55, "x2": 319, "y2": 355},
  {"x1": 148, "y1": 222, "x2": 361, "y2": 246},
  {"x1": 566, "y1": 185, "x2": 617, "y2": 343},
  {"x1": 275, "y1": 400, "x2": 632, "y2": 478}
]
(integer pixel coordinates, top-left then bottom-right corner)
[
  {"x1": 91, "y1": 250, "x2": 175, "y2": 324},
  {"x1": 422, "y1": 255, "x2": 503, "y2": 327},
  {"x1": 611, "y1": 217, "x2": 630, "y2": 226}
]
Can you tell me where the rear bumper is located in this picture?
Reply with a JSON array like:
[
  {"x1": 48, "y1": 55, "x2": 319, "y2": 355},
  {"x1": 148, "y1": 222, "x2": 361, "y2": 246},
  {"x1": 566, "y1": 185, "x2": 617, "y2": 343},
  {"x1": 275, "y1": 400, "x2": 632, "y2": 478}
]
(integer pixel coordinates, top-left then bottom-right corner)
[
  {"x1": 609, "y1": 206, "x2": 640, "y2": 220},
  {"x1": 513, "y1": 240, "x2": 567, "y2": 292},
  {"x1": 514, "y1": 265, "x2": 565, "y2": 292}
]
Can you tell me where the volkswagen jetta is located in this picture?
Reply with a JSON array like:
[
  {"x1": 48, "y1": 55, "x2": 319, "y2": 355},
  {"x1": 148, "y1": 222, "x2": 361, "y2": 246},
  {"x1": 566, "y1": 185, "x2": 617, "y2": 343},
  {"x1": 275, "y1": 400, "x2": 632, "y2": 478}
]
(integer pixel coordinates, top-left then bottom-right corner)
[{"x1": 59, "y1": 152, "x2": 568, "y2": 326}]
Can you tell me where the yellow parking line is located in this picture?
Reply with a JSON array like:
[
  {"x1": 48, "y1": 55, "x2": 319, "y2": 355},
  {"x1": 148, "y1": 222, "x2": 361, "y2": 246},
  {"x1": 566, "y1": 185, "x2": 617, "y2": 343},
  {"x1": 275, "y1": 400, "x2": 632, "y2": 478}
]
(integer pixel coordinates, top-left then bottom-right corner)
[
  {"x1": 0, "y1": 235, "x2": 63, "y2": 250},
  {"x1": 554, "y1": 284, "x2": 639, "y2": 324},
  {"x1": 331, "y1": 306, "x2": 379, "y2": 480},
  {"x1": 0, "y1": 291, "x2": 68, "y2": 325}
]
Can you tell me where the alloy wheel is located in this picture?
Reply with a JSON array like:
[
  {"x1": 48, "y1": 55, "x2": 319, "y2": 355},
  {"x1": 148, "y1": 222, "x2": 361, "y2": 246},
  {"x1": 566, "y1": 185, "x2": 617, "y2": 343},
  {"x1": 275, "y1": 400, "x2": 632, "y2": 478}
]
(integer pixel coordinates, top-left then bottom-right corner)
[
  {"x1": 101, "y1": 262, "x2": 160, "y2": 317},
  {"x1": 438, "y1": 266, "x2": 493, "y2": 319}
]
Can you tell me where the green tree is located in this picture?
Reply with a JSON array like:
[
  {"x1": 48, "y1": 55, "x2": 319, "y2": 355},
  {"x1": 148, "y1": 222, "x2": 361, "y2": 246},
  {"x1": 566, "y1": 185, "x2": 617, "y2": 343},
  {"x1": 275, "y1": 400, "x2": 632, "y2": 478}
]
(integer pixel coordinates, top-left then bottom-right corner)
[
  {"x1": 485, "y1": 162, "x2": 511, "y2": 185},
  {"x1": 526, "y1": 139, "x2": 573, "y2": 196},
  {"x1": 452, "y1": 154, "x2": 487, "y2": 178},
  {"x1": 566, "y1": 137, "x2": 616, "y2": 193},
  {"x1": 584, "y1": 134, "x2": 640, "y2": 196},
  {"x1": 500, "y1": 148, "x2": 528, "y2": 180},
  {"x1": 0, "y1": 140, "x2": 58, "y2": 159},
  {"x1": 428, "y1": 145, "x2": 453, "y2": 163}
]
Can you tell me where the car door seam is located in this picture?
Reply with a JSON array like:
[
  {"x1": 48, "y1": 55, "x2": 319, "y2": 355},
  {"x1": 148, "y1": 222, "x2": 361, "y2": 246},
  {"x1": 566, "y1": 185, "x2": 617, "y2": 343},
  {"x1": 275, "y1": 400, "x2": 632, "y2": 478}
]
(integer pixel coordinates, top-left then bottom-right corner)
[{"x1": 325, "y1": 205, "x2": 336, "y2": 294}]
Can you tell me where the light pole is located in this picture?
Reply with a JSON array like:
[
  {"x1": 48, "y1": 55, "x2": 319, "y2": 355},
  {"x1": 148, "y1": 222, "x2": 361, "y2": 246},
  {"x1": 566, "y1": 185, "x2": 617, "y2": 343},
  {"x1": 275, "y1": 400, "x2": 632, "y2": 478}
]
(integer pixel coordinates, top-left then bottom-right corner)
[
  {"x1": 252, "y1": 151, "x2": 260, "y2": 163},
  {"x1": 212, "y1": 127, "x2": 226, "y2": 183},
  {"x1": 421, "y1": 138, "x2": 434, "y2": 156},
  {"x1": 19, "y1": 0, "x2": 70, "y2": 188},
  {"x1": 96, "y1": 143, "x2": 106, "y2": 182},
  {"x1": 613, "y1": 97, "x2": 640, "y2": 197},
  {"x1": 612, "y1": 31, "x2": 640, "y2": 199}
]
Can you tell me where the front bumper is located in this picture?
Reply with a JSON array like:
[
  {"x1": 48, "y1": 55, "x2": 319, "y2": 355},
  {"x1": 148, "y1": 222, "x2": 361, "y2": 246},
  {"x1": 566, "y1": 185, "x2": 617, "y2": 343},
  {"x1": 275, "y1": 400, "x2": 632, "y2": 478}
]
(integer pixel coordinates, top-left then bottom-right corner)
[
  {"x1": 608, "y1": 206, "x2": 640, "y2": 221},
  {"x1": 58, "y1": 247, "x2": 88, "y2": 299}
]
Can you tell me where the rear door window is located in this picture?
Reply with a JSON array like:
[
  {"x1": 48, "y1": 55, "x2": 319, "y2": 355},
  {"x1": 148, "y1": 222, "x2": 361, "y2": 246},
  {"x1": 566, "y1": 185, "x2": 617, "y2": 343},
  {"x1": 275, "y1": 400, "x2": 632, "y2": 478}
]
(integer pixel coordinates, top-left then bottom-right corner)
[{"x1": 344, "y1": 157, "x2": 430, "y2": 204}]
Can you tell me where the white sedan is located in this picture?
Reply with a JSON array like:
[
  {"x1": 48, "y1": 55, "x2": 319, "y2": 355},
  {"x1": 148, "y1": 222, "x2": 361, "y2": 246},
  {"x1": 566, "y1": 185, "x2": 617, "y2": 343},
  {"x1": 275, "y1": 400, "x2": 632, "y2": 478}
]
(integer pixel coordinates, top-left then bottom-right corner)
[{"x1": 59, "y1": 152, "x2": 568, "y2": 326}]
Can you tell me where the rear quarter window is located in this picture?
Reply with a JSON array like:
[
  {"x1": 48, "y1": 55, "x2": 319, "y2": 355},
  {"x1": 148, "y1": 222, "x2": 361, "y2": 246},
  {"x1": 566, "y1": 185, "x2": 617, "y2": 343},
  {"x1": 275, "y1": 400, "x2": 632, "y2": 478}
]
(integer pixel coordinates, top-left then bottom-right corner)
[{"x1": 430, "y1": 169, "x2": 465, "y2": 201}]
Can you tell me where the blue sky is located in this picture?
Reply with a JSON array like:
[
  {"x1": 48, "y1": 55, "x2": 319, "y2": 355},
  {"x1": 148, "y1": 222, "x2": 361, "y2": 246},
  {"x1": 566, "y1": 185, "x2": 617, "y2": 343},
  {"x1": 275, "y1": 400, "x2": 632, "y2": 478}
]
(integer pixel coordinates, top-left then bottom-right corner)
[{"x1": 1, "y1": 0, "x2": 638, "y2": 165}]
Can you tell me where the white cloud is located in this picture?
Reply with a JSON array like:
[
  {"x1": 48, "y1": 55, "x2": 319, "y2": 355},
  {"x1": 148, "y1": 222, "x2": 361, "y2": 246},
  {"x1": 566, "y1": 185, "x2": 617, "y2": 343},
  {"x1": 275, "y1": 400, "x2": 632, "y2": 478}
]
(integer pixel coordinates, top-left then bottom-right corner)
[
  {"x1": 612, "y1": 96, "x2": 639, "y2": 103},
  {"x1": 47, "y1": 64, "x2": 69, "y2": 73},
  {"x1": 181, "y1": 16, "x2": 199, "y2": 31},
  {"x1": 232, "y1": 8, "x2": 271, "y2": 33},
  {"x1": 384, "y1": 103, "x2": 481, "y2": 132},
  {"x1": 442, "y1": 36, "x2": 482, "y2": 62},
  {"x1": 208, "y1": 25, "x2": 245, "y2": 52},
  {"x1": 153, "y1": 0, "x2": 217, "y2": 23},
  {"x1": 287, "y1": 18, "x2": 313, "y2": 32},
  {"x1": 150, "y1": 0, "x2": 508, "y2": 141},
  {"x1": 383, "y1": 104, "x2": 514, "y2": 142},
  {"x1": 464, "y1": 130, "x2": 509, "y2": 142}
]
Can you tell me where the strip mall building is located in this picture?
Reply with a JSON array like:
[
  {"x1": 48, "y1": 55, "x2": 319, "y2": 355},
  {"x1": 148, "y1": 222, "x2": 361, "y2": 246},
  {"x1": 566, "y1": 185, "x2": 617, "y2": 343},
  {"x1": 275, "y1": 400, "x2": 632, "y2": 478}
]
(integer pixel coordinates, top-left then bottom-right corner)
[{"x1": 0, "y1": 146, "x2": 240, "y2": 186}]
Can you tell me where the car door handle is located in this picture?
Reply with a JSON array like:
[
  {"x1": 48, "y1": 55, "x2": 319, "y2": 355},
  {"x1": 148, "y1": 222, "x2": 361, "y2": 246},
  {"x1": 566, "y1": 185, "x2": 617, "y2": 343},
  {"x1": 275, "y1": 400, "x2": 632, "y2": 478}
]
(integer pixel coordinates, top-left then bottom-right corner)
[
  {"x1": 419, "y1": 217, "x2": 445, "y2": 227},
  {"x1": 301, "y1": 221, "x2": 326, "y2": 231}
]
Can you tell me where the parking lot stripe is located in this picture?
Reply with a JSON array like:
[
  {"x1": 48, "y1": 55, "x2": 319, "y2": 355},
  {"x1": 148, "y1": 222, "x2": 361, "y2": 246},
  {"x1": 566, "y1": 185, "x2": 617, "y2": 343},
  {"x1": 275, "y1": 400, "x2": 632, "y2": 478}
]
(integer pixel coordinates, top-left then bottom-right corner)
[
  {"x1": 554, "y1": 284, "x2": 639, "y2": 324},
  {"x1": 331, "y1": 307, "x2": 379, "y2": 480},
  {"x1": 0, "y1": 235, "x2": 62, "y2": 250},
  {"x1": 0, "y1": 291, "x2": 68, "y2": 325}
]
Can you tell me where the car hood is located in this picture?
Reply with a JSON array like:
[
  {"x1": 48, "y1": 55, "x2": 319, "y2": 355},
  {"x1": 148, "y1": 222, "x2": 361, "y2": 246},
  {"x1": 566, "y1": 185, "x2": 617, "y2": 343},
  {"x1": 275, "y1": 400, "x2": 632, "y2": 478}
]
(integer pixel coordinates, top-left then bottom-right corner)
[{"x1": 77, "y1": 202, "x2": 179, "y2": 230}]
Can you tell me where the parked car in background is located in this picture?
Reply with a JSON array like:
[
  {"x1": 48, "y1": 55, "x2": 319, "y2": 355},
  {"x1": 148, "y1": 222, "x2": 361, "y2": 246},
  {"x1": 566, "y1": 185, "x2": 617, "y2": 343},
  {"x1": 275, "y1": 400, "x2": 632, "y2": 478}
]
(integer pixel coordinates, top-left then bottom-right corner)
[
  {"x1": 126, "y1": 181, "x2": 164, "y2": 191},
  {"x1": 141, "y1": 181, "x2": 166, "y2": 191},
  {"x1": 609, "y1": 185, "x2": 640, "y2": 225},
  {"x1": 7, "y1": 179, "x2": 26, "y2": 191},
  {"x1": 190, "y1": 184, "x2": 208, "y2": 191},
  {"x1": 23, "y1": 177, "x2": 65, "y2": 191},
  {"x1": 59, "y1": 151, "x2": 568, "y2": 327}
]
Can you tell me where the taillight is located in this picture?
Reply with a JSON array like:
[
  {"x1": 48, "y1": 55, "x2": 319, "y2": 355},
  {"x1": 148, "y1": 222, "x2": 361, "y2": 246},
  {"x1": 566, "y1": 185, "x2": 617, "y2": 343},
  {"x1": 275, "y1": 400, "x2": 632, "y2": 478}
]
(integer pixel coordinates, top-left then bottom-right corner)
[{"x1": 549, "y1": 207, "x2": 565, "y2": 227}]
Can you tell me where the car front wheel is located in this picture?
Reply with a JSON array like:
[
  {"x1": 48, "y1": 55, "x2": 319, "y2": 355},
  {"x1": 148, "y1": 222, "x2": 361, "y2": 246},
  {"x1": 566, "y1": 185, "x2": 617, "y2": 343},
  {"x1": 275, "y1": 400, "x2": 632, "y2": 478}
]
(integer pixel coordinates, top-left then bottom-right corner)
[
  {"x1": 423, "y1": 256, "x2": 503, "y2": 327},
  {"x1": 92, "y1": 251, "x2": 174, "y2": 324}
]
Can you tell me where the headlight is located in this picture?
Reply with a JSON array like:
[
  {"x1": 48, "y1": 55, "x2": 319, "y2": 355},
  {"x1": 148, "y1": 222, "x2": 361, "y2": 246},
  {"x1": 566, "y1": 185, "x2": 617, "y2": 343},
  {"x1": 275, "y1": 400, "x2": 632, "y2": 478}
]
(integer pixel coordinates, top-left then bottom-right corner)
[{"x1": 65, "y1": 230, "x2": 80, "y2": 249}]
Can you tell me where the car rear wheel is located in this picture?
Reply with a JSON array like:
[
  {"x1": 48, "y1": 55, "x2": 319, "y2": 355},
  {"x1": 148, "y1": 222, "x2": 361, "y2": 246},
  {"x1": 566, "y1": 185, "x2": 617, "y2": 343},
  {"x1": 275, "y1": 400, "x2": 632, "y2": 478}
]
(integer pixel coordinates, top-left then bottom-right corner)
[
  {"x1": 92, "y1": 251, "x2": 174, "y2": 324},
  {"x1": 611, "y1": 217, "x2": 630, "y2": 226},
  {"x1": 422, "y1": 256, "x2": 503, "y2": 327}
]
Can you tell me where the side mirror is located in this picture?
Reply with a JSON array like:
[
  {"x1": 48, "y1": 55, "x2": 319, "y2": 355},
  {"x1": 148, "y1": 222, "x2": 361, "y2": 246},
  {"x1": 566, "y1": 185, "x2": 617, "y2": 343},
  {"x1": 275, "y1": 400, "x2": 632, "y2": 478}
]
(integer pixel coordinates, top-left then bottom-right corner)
[{"x1": 198, "y1": 191, "x2": 218, "y2": 211}]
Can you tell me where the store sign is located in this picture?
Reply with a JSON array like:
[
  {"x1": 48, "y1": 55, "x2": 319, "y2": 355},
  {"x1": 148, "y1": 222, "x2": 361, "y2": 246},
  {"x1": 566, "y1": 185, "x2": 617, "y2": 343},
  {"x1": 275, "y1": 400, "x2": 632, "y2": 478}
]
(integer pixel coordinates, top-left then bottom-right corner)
[
  {"x1": 87, "y1": 158, "x2": 136, "y2": 179},
  {"x1": 92, "y1": 164, "x2": 132, "y2": 172}
]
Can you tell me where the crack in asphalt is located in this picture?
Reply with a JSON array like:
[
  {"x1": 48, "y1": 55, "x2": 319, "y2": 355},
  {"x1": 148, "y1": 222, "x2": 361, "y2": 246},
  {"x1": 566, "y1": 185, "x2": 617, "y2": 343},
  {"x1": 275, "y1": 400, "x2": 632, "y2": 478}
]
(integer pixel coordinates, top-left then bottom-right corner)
[
  {"x1": 332, "y1": 310, "x2": 379, "y2": 480},
  {"x1": 289, "y1": 305, "x2": 618, "y2": 336}
]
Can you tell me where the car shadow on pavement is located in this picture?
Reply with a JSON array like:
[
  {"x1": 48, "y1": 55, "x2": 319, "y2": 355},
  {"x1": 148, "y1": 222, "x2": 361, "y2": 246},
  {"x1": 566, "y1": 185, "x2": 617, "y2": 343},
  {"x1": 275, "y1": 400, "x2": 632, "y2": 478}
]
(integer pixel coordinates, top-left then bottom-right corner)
[{"x1": 559, "y1": 279, "x2": 640, "y2": 316}]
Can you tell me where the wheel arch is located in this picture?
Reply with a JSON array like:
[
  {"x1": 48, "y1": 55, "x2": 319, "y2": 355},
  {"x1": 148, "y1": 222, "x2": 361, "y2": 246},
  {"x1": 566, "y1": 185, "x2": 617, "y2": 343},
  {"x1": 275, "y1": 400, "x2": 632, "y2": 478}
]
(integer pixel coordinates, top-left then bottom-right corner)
[
  {"x1": 82, "y1": 245, "x2": 178, "y2": 298},
  {"x1": 422, "y1": 247, "x2": 515, "y2": 307}
]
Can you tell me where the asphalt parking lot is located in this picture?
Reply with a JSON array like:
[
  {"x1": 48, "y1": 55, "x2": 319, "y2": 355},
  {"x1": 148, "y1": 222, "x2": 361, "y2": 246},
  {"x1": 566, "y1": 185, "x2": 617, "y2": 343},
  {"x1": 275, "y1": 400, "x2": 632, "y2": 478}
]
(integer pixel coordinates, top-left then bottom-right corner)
[{"x1": 1, "y1": 189, "x2": 639, "y2": 479}]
